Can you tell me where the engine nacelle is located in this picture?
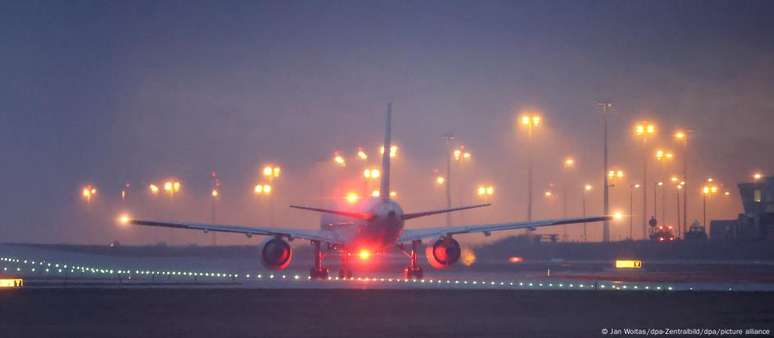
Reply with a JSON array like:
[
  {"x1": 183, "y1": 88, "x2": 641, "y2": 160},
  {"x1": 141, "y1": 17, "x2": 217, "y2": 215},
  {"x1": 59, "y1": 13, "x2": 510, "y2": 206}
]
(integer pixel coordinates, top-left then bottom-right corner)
[
  {"x1": 261, "y1": 238, "x2": 292, "y2": 270},
  {"x1": 425, "y1": 237, "x2": 461, "y2": 269}
]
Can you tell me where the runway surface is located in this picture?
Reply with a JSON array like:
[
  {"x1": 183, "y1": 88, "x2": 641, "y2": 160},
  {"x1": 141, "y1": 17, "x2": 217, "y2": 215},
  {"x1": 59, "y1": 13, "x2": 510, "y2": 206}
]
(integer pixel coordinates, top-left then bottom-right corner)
[{"x1": 1, "y1": 288, "x2": 773, "y2": 338}]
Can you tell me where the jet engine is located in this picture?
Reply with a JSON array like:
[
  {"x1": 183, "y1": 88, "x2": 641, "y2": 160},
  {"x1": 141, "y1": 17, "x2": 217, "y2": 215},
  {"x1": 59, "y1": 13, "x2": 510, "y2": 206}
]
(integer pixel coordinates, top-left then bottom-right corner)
[
  {"x1": 425, "y1": 237, "x2": 461, "y2": 269},
  {"x1": 261, "y1": 238, "x2": 292, "y2": 270}
]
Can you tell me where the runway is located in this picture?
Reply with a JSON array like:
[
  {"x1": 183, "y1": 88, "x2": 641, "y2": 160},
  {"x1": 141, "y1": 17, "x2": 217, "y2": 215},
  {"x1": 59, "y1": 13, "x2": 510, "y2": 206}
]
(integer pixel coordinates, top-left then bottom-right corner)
[
  {"x1": 1, "y1": 288, "x2": 773, "y2": 338},
  {"x1": 2, "y1": 244, "x2": 774, "y2": 292}
]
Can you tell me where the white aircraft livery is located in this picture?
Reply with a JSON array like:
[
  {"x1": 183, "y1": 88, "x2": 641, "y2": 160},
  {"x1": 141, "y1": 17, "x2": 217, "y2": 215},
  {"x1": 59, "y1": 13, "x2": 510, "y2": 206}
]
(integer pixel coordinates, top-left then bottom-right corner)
[{"x1": 131, "y1": 104, "x2": 610, "y2": 279}]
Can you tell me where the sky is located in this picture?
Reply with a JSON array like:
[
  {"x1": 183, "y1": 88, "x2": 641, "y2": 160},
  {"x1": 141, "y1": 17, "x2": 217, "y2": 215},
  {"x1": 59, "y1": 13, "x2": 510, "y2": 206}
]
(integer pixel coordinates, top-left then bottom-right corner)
[{"x1": 1, "y1": 0, "x2": 773, "y2": 245}]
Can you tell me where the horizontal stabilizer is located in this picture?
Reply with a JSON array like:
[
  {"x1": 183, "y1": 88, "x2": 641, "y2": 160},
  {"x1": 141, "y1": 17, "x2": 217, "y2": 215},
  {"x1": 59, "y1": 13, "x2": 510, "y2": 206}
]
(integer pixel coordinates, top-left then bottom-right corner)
[
  {"x1": 402, "y1": 204, "x2": 491, "y2": 220},
  {"x1": 288, "y1": 205, "x2": 373, "y2": 220}
]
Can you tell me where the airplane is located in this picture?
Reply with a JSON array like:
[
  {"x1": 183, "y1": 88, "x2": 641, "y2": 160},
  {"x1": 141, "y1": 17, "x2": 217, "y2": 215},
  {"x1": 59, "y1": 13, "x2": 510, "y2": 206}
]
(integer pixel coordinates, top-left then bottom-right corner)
[{"x1": 129, "y1": 104, "x2": 610, "y2": 279}]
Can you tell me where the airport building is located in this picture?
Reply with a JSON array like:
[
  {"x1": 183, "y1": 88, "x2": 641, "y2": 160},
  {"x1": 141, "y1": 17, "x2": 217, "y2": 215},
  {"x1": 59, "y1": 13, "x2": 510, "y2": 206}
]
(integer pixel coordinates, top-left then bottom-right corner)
[{"x1": 710, "y1": 176, "x2": 774, "y2": 240}]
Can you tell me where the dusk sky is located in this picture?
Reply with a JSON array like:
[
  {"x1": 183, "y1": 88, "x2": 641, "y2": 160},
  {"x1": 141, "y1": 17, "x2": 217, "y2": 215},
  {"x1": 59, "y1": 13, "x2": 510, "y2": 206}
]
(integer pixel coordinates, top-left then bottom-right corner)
[{"x1": 2, "y1": 0, "x2": 773, "y2": 244}]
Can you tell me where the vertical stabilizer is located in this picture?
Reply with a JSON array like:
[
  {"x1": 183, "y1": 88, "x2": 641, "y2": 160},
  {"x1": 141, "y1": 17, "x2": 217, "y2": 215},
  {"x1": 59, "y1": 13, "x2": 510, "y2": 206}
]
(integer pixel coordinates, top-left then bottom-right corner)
[{"x1": 380, "y1": 103, "x2": 392, "y2": 200}]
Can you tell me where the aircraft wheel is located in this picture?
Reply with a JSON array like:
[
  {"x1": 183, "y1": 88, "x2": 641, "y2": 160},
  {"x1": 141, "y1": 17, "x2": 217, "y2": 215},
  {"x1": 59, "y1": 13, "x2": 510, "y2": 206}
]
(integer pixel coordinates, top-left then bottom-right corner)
[{"x1": 310, "y1": 268, "x2": 329, "y2": 280}]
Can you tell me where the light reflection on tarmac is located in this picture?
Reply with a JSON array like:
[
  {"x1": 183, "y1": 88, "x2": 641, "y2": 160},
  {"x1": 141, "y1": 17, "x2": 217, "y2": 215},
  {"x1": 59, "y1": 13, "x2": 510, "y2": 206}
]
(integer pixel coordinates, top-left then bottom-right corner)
[{"x1": 2, "y1": 244, "x2": 774, "y2": 292}]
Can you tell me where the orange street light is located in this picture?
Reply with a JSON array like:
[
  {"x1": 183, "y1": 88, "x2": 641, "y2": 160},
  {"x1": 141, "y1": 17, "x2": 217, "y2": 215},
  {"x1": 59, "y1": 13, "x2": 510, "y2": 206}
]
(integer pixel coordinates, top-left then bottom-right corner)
[
  {"x1": 363, "y1": 168, "x2": 381, "y2": 180},
  {"x1": 520, "y1": 114, "x2": 542, "y2": 127},
  {"x1": 634, "y1": 121, "x2": 656, "y2": 138},
  {"x1": 345, "y1": 192, "x2": 360, "y2": 204},
  {"x1": 356, "y1": 148, "x2": 368, "y2": 160},
  {"x1": 477, "y1": 185, "x2": 495, "y2": 197},
  {"x1": 380, "y1": 145, "x2": 398, "y2": 158},
  {"x1": 563, "y1": 157, "x2": 575, "y2": 169},
  {"x1": 81, "y1": 185, "x2": 97, "y2": 202},
  {"x1": 254, "y1": 184, "x2": 272, "y2": 195},
  {"x1": 608, "y1": 169, "x2": 625, "y2": 180},
  {"x1": 263, "y1": 164, "x2": 281, "y2": 178},
  {"x1": 117, "y1": 213, "x2": 131, "y2": 226}
]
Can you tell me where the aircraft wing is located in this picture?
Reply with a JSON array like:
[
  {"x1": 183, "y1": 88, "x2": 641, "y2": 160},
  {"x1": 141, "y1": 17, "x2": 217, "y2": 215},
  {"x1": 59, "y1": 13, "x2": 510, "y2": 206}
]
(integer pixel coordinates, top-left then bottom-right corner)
[
  {"x1": 398, "y1": 216, "x2": 611, "y2": 242},
  {"x1": 130, "y1": 219, "x2": 343, "y2": 244}
]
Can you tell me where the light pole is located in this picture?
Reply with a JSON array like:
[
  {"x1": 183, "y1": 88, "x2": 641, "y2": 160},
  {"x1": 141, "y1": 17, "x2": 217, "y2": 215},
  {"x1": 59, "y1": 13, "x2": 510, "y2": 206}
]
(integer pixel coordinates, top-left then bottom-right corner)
[
  {"x1": 674, "y1": 130, "x2": 690, "y2": 234},
  {"x1": 654, "y1": 181, "x2": 664, "y2": 227},
  {"x1": 441, "y1": 133, "x2": 455, "y2": 226},
  {"x1": 262, "y1": 164, "x2": 281, "y2": 225},
  {"x1": 599, "y1": 102, "x2": 612, "y2": 242},
  {"x1": 634, "y1": 121, "x2": 656, "y2": 239},
  {"x1": 81, "y1": 185, "x2": 97, "y2": 204},
  {"x1": 607, "y1": 169, "x2": 624, "y2": 240},
  {"x1": 562, "y1": 157, "x2": 575, "y2": 240},
  {"x1": 583, "y1": 184, "x2": 592, "y2": 242},
  {"x1": 520, "y1": 114, "x2": 542, "y2": 221},
  {"x1": 702, "y1": 184, "x2": 718, "y2": 231},
  {"x1": 210, "y1": 171, "x2": 220, "y2": 246},
  {"x1": 628, "y1": 184, "x2": 640, "y2": 240},
  {"x1": 450, "y1": 144, "x2": 471, "y2": 224},
  {"x1": 655, "y1": 149, "x2": 674, "y2": 223}
]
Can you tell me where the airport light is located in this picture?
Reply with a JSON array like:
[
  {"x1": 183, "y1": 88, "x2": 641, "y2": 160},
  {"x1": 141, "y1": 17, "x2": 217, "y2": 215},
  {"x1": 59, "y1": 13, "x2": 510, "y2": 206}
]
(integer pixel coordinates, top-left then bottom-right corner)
[
  {"x1": 263, "y1": 164, "x2": 281, "y2": 178},
  {"x1": 612, "y1": 210, "x2": 624, "y2": 222},
  {"x1": 363, "y1": 168, "x2": 380, "y2": 180},
  {"x1": 655, "y1": 149, "x2": 674, "y2": 162},
  {"x1": 345, "y1": 192, "x2": 360, "y2": 204},
  {"x1": 389, "y1": 191, "x2": 397, "y2": 198},
  {"x1": 702, "y1": 184, "x2": 719, "y2": 227},
  {"x1": 117, "y1": 213, "x2": 131, "y2": 226},
  {"x1": 380, "y1": 145, "x2": 398, "y2": 158},
  {"x1": 435, "y1": 176, "x2": 445, "y2": 185},
  {"x1": 356, "y1": 148, "x2": 368, "y2": 160},
  {"x1": 333, "y1": 152, "x2": 346, "y2": 167},
  {"x1": 607, "y1": 169, "x2": 625, "y2": 180},
  {"x1": 371, "y1": 190, "x2": 380, "y2": 198},
  {"x1": 563, "y1": 157, "x2": 575, "y2": 169},
  {"x1": 519, "y1": 112, "x2": 542, "y2": 221},
  {"x1": 81, "y1": 185, "x2": 97, "y2": 203},
  {"x1": 476, "y1": 185, "x2": 494, "y2": 198},
  {"x1": 148, "y1": 184, "x2": 160, "y2": 195},
  {"x1": 254, "y1": 184, "x2": 272, "y2": 195},
  {"x1": 753, "y1": 172, "x2": 763, "y2": 181},
  {"x1": 452, "y1": 146, "x2": 471, "y2": 162},
  {"x1": 211, "y1": 189, "x2": 219, "y2": 198}
]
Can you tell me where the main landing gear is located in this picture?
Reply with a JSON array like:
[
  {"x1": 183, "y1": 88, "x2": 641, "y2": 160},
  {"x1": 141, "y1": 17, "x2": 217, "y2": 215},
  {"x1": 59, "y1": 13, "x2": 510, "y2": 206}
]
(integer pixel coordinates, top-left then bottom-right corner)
[
  {"x1": 309, "y1": 240, "x2": 329, "y2": 279},
  {"x1": 404, "y1": 240, "x2": 423, "y2": 279},
  {"x1": 338, "y1": 250, "x2": 353, "y2": 279}
]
